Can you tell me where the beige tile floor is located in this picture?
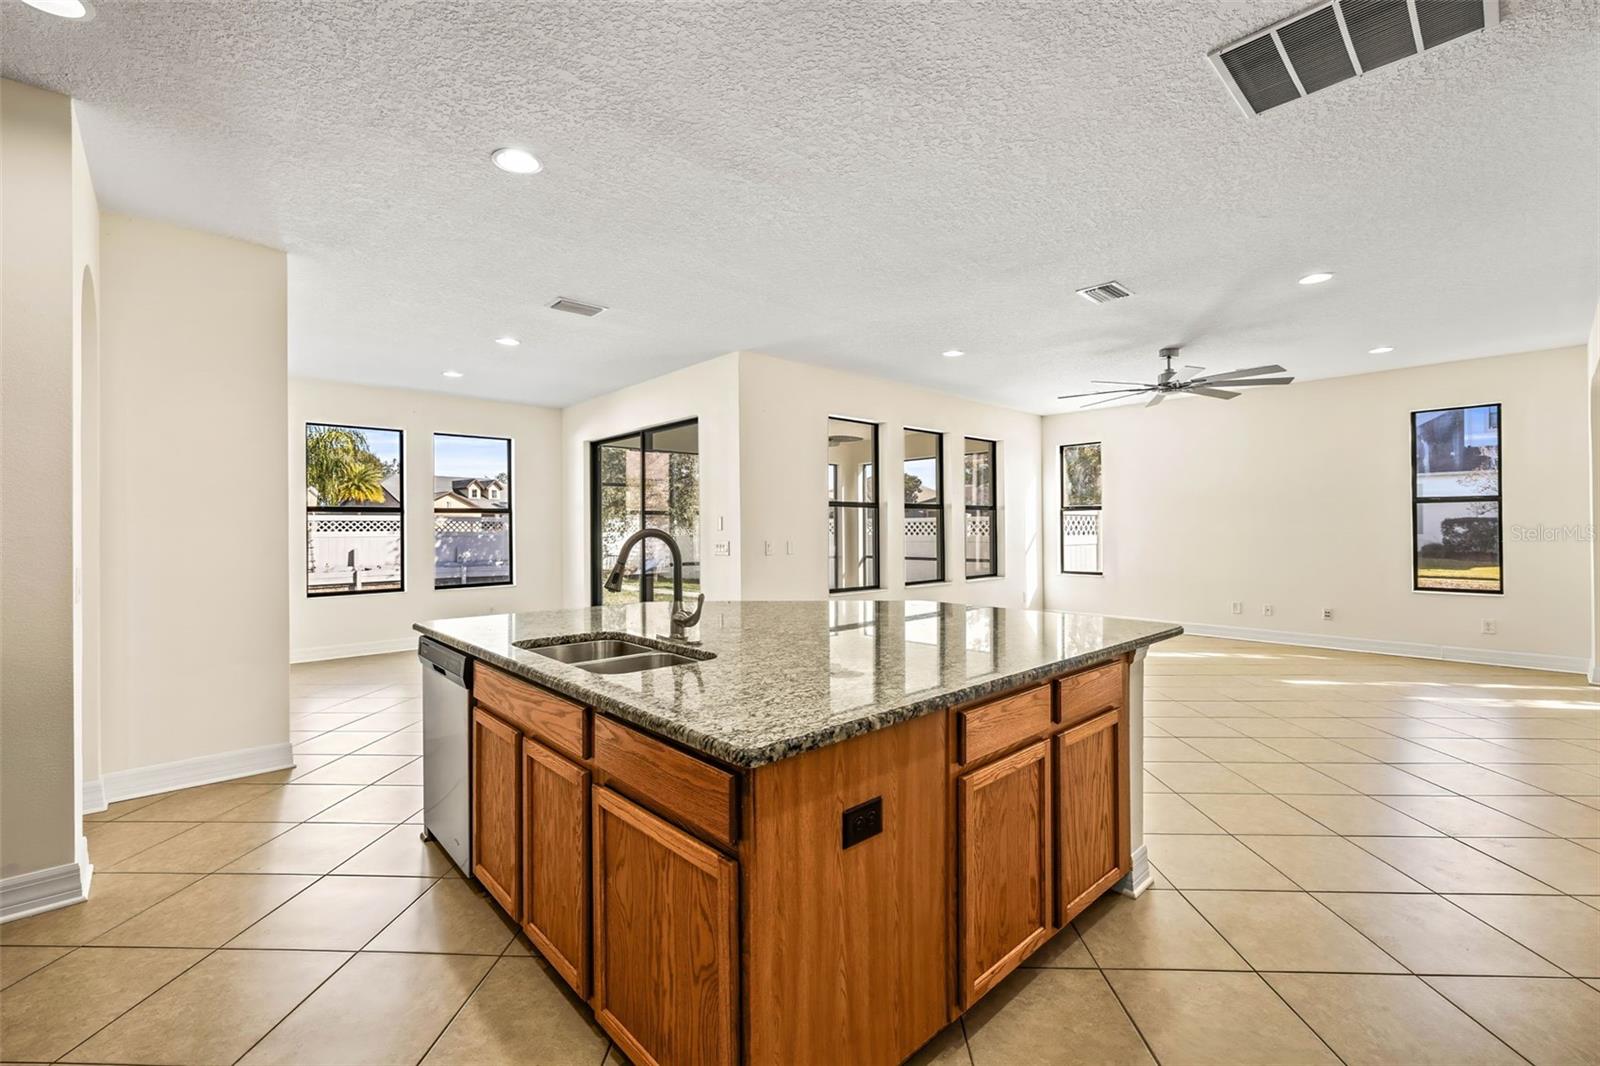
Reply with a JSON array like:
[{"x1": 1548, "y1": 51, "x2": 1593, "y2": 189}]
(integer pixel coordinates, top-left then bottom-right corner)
[{"x1": 2, "y1": 635, "x2": 1597, "y2": 1065}]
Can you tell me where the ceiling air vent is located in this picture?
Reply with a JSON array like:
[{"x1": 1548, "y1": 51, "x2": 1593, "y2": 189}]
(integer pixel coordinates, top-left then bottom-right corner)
[
  {"x1": 1075, "y1": 281, "x2": 1134, "y2": 304},
  {"x1": 1209, "y1": 0, "x2": 1497, "y2": 116},
  {"x1": 549, "y1": 297, "x2": 606, "y2": 317}
]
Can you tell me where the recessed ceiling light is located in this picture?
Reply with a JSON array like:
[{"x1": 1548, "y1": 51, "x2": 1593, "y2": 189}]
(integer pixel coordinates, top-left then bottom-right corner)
[
  {"x1": 1368, "y1": 346, "x2": 1394, "y2": 354},
  {"x1": 942, "y1": 350, "x2": 964, "y2": 358},
  {"x1": 490, "y1": 147, "x2": 541, "y2": 175},
  {"x1": 20, "y1": 0, "x2": 90, "y2": 17},
  {"x1": 1298, "y1": 272, "x2": 1334, "y2": 285},
  {"x1": 441, "y1": 370, "x2": 464, "y2": 378},
  {"x1": 494, "y1": 336, "x2": 520, "y2": 347}
]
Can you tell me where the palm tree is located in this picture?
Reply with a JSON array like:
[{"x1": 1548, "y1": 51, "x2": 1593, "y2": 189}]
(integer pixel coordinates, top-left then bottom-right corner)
[{"x1": 306, "y1": 425, "x2": 388, "y2": 505}]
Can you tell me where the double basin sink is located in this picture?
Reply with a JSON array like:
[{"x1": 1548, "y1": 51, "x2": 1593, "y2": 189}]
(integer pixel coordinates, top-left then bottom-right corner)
[{"x1": 525, "y1": 638, "x2": 709, "y2": 675}]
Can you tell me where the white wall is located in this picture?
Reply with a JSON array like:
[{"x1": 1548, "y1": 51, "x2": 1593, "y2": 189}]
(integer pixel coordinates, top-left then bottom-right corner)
[
  {"x1": 291, "y1": 378, "x2": 563, "y2": 659},
  {"x1": 560, "y1": 353, "x2": 743, "y2": 607},
  {"x1": 1, "y1": 79, "x2": 80, "y2": 896},
  {"x1": 738, "y1": 352, "x2": 1043, "y2": 607},
  {"x1": 72, "y1": 104, "x2": 103, "y2": 809},
  {"x1": 98, "y1": 213, "x2": 291, "y2": 783},
  {"x1": 1043, "y1": 346, "x2": 1592, "y2": 673},
  {"x1": 1588, "y1": 307, "x2": 1599, "y2": 683}
]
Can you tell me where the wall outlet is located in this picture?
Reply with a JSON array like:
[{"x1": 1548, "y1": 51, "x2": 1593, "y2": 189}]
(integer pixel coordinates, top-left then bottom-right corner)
[
  {"x1": 763, "y1": 540, "x2": 774, "y2": 556},
  {"x1": 1231, "y1": 601, "x2": 1243, "y2": 615},
  {"x1": 785, "y1": 540, "x2": 794, "y2": 555},
  {"x1": 1481, "y1": 619, "x2": 1498, "y2": 635},
  {"x1": 1322, "y1": 608, "x2": 1334, "y2": 621},
  {"x1": 1262, "y1": 604, "x2": 1274, "y2": 617},
  {"x1": 713, "y1": 542, "x2": 730, "y2": 556}
]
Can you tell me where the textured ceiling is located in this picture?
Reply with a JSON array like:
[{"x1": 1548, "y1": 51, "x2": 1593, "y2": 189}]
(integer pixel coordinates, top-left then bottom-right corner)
[{"x1": 3, "y1": 0, "x2": 1595, "y2": 412}]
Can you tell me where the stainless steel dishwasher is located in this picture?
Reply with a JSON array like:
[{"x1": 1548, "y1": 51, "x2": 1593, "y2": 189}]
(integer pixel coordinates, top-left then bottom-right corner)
[{"x1": 419, "y1": 637, "x2": 471, "y2": 872}]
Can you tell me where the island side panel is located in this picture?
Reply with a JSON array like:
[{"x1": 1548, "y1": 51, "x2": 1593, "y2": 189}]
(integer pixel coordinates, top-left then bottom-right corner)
[
  {"x1": 741, "y1": 711, "x2": 949, "y2": 1066},
  {"x1": 1115, "y1": 645, "x2": 1152, "y2": 897}
]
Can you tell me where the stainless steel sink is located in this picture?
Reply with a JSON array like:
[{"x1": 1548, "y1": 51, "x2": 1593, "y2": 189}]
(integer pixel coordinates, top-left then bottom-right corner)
[
  {"x1": 530, "y1": 639, "x2": 654, "y2": 665},
  {"x1": 576, "y1": 650, "x2": 700, "y2": 674},
  {"x1": 527, "y1": 638, "x2": 703, "y2": 674}
]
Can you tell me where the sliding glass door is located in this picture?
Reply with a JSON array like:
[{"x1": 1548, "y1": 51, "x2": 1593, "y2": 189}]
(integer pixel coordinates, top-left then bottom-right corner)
[{"x1": 591, "y1": 420, "x2": 700, "y2": 605}]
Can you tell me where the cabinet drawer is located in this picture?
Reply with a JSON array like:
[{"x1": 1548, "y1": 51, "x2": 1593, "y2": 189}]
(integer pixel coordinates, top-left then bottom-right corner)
[
  {"x1": 592, "y1": 715, "x2": 738, "y2": 848},
  {"x1": 474, "y1": 662, "x2": 588, "y2": 759},
  {"x1": 958, "y1": 683, "x2": 1052, "y2": 765},
  {"x1": 1056, "y1": 659, "x2": 1126, "y2": 728}
]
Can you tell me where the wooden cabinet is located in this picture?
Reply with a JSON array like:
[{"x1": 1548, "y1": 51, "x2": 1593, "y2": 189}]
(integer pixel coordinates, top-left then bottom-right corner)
[
  {"x1": 522, "y1": 737, "x2": 590, "y2": 996},
  {"x1": 956, "y1": 739, "x2": 1052, "y2": 1007},
  {"x1": 1055, "y1": 709, "x2": 1127, "y2": 923},
  {"x1": 593, "y1": 715, "x2": 738, "y2": 848},
  {"x1": 592, "y1": 786, "x2": 738, "y2": 1066},
  {"x1": 472, "y1": 707, "x2": 522, "y2": 920}
]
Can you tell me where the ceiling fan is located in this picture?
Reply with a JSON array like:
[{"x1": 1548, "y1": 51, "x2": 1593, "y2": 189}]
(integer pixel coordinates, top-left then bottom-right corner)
[{"x1": 1059, "y1": 347, "x2": 1295, "y2": 408}]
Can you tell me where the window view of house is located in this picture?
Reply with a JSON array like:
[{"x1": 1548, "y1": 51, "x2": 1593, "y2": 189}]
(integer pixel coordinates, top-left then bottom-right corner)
[
  {"x1": 592, "y1": 420, "x2": 700, "y2": 605},
  {"x1": 305, "y1": 423, "x2": 403, "y2": 595},
  {"x1": 828, "y1": 418, "x2": 879, "y2": 592},
  {"x1": 1413, "y1": 404, "x2": 1502, "y2": 593},
  {"x1": 964, "y1": 437, "x2": 997, "y2": 577},
  {"x1": 433, "y1": 433, "x2": 512, "y2": 589},
  {"x1": 1061, "y1": 442, "x2": 1103, "y2": 574},
  {"x1": 904, "y1": 429, "x2": 944, "y2": 585}
]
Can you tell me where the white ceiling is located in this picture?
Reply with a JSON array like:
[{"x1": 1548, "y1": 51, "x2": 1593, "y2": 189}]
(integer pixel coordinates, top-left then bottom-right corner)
[{"x1": 3, "y1": 0, "x2": 1594, "y2": 413}]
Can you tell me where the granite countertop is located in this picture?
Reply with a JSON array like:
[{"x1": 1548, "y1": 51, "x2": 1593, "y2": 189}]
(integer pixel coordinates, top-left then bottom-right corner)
[{"x1": 415, "y1": 600, "x2": 1182, "y2": 768}]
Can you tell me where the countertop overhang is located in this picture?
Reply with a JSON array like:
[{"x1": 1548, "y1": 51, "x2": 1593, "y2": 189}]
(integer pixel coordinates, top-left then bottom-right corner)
[{"x1": 415, "y1": 600, "x2": 1182, "y2": 768}]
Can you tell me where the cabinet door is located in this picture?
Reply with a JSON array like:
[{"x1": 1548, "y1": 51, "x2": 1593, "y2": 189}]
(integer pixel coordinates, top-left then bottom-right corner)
[
  {"x1": 592, "y1": 786, "x2": 738, "y2": 1066},
  {"x1": 471, "y1": 706, "x2": 521, "y2": 920},
  {"x1": 522, "y1": 737, "x2": 590, "y2": 996},
  {"x1": 1055, "y1": 709, "x2": 1127, "y2": 924},
  {"x1": 957, "y1": 739, "x2": 1051, "y2": 1006}
]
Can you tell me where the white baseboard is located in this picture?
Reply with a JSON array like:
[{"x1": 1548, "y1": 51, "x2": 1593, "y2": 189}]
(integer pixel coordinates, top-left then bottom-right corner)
[
  {"x1": 83, "y1": 777, "x2": 107, "y2": 814},
  {"x1": 1180, "y1": 622, "x2": 1589, "y2": 676},
  {"x1": 1, "y1": 838, "x2": 91, "y2": 924},
  {"x1": 1115, "y1": 845, "x2": 1153, "y2": 899},
  {"x1": 291, "y1": 636, "x2": 416, "y2": 664},
  {"x1": 101, "y1": 741, "x2": 294, "y2": 804}
]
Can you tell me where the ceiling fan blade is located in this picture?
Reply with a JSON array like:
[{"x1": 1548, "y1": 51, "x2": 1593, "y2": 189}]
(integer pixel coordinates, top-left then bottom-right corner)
[
  {"x1": 1146, "y1": 391, "x2": 1166, "y2": 407},
  {"x1": 1089, "y1": 379, "x2": 1153, "y2": 387},
  {"x1": 1189, "y1": 364, "x2": 1287, "y2": 384},
  {"x1": 1177, "y1": 365, "x2": 1205, "y2": 381},
  {"x1": 1219, "y1": 376, "x2": 1295, "y2": 387},
  {"x1": 1187, "y1": 386, "x2": 1241, "y2": 399},
  {"x1": 1081, "y1": 391, "x2": 1146, "y2": 408},
  {"x1": 1056, "y1": 387, "x2": 1147, "y2": 400}
]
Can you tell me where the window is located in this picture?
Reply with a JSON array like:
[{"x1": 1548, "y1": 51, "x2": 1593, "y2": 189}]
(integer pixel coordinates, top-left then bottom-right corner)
[
  {"x1": 1061, "y1": 442, "x2": 1102, "y2": 574},
  {"x1": 964, "y1": 437, "x2": 998, "y2": 577},
  {"x1": 305, "y1": 423, "x2": 403, "y2": 595},
  {"x1": 433, "y1": 433, "x2": 512, "y2": 589},
  {"x1": 592, "y1": 420, "x2": 700, "y2": 605},
  {"x1": 1412, "y1": 404, "x2": 1501, "y2": 593},
  {"x1": 828, "y1": 417, "x2": 879, "y2": 592},
  {"x1": 904, "y1": 429, "x2": 944, "y2": 585}
]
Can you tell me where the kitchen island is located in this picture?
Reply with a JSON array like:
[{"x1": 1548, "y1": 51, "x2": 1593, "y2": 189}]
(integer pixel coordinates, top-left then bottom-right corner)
[{"x1": 416, "y1": 599, "x2": 1180, "y2": 1066}]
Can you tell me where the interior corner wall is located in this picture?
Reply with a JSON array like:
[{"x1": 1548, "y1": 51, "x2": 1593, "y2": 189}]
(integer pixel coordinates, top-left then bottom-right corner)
[
  {"x1": 72, "y1": 102, "x2": 103, "y2": 809},
  {"x1": 288, "y1": 378, "x2": 564, "y2": 660},
  {"x1": 735, "y1": 352, "x2": 1044, "y2": 608},
  {"x1": 1, "y1": 79, "x2": 79, "y2": 888},
  {"x1": 1042, "y1": 346, "x2": 1592, "y2": 673},
  {"x1": 559, "y1": 353, "x2": 744, "y2": 608},
  {"x1": 98, "y1": 212, "x2": 291, "y2": 788},
  {"x1": 1588, "y1": 306, "x2": 1599, "y2": 684}
]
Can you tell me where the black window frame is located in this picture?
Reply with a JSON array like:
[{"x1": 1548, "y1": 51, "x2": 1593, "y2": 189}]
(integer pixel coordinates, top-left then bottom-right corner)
[
  {"x1": 432, "y1": 431, "x2": 514, "y2": 591},
  {"x1": 903, "y1": 427, "x2": 945, "y2": 586},
  {"x1": 828, "y1": 417, "x2": 881, "y2": 594},
  {"x1": 304, "y1": 421, "x2": 405, "y2": 597},
  {"x1": 1411, "y1": 403, "x2": 1503, "y2": 595},
  {"x1": 1060, "y1": 441, "x2": 1103, "y2": 576},
  {"x1": 963, "y1": 436, "x2": 999, "y2": 579},
  {"x1": 589, "y1": 418, "x2": 700, "y2": 606}
]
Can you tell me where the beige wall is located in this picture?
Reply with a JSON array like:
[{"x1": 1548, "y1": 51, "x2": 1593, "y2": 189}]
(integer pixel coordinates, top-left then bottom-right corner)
[
  {"x1": 560, "y1": 353, "x2": 744, "y2": 607},
  {"x1": 1589, "y1": 307, "x2": 1599, "y2": 683},
  {"x1": 1, "y1": 80, "x2": 79, "y2": 886},
  {"x1": 98, "y1": 213, "x2": 290, "y2": 781},
  {"x1": 72, "y1": 104, "x2": 103, "y2": 803},
  {"x1": 1042, "y1": 346, "x2": 1591, "y2": 672},
  {"x1": 738, "y1": 352, "x2": 1044, "y2": 607},
  {"x1": 289, "y1": 378, "x2": 564, "y2": 659}
]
